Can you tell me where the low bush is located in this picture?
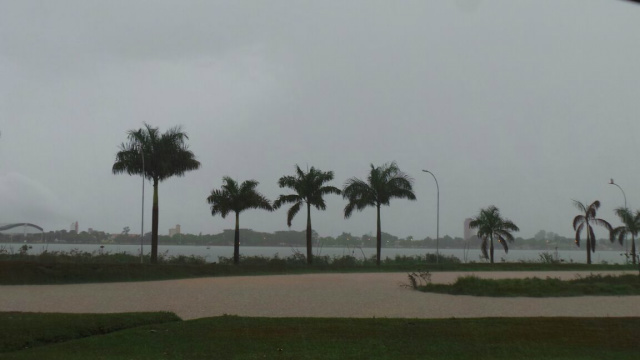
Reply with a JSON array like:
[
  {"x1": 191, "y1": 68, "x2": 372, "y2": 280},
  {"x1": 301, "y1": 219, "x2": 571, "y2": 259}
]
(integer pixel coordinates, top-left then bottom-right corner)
[{"x1": 418, "y1": 273, "x2": 640, "y2": 297}]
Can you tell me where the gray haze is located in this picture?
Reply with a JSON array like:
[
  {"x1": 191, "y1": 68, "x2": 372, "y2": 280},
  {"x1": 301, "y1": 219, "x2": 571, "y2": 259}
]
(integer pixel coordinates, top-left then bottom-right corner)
[{"x1": 1, "y1": 0, "x2": 638, "y2": 239}]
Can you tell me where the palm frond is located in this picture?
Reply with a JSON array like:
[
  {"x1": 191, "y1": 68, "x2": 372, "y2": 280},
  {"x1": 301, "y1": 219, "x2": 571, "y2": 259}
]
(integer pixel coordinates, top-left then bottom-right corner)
[
  {"x1": 572, "y1": 215, "x2": 585, "y2": 231},
  {"x1": 247, "y1": 192, "x2": 274, "y2": 212},
  {"x1": 614, "y1": 207, "x2": 640, "y2": 240},
  {"x1": 114, "y1": 123, "x2": 200, "y2": 183},
  {"x1": 208, "y1": 177, "x2": 272, "y2": 217},
  {"x1": 273, "y1": 194, "x2": 301, "y2": 209},
  {"x1": 318, "y1": 185, "x2": 341, "y2": 197},
  {"x1": 207, "y1": 189, "x2": 232, "y2": 218},
  {"x1": 592, "y1": 218, "x2": 612, "y2": 231},
  {"x1": 344, "y1": 201, "x2": 357, "y2": 219},
  {"x1": 572, "y1": 200, "x2": 587, "y2": 213},
  {"x1": 277, "y1": 175, "x2": 298, "y2": 190},
  {"x1": 480, "y1": 236, "x2": 489, "y2": 259},
  {"x1": 310, "y1": 197, "x2": 327, "y2": 211},
  {"x1": 574, "y1": 222, "x2": 584, "y2": 246},
  {"x1": 588, "y1": 226, "x2": 596, "y2": 252},
  {"x1": 343, "y1": 178, "x2": 375, "y2": 199},
  {"x1": 501, "y1": 220, "x2": 519, "y2": 232},
  {"x1": 495, "y1": 229, "x2": 515, "y2": 243},
  {"x1": 497, "y1": 235, "x2": 509, "y2": 253},
  {"x1": 286, "y1": 201, "x2": 302, "y2": 227},
  {"x1": 612, "y1": 226, "x2": 626, "y2": 245}
]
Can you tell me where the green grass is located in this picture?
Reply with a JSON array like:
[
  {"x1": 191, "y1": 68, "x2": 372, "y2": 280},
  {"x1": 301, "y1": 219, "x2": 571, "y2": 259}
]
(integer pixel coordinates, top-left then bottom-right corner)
[
  {"x1": 418, "y1": 273, "x2": 640, "y2": 297},
  {"x1": 1, "y1": 260, "x2": 636, "y2": 285},
  {"x1": 0, "y1": 312, "x2": 180, "y2": 353},
  {"x1": 1, "y1": 314, "x2": 638, "y2": 359},
  {"x1": 0, "y1": 252, "x2": 636, "y2": 285}
]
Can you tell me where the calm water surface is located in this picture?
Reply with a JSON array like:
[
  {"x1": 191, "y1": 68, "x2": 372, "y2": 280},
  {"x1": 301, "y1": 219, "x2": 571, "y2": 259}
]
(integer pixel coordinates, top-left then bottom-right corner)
[{"x1": 0, "y1": 243, "x2": 631, "y2": 265}]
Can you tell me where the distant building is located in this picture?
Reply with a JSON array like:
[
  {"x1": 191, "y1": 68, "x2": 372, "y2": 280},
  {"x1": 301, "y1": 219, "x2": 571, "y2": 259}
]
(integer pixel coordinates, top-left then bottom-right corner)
[
  {"x1": 464, "y1": 218, "x2": 476, "y2": 240},
  {"x1": 70, "y1": 221, "x2": 78, "y2": 233},
  {"x1": 169, "y1": 224, "x2": 181, "y2": 237}
]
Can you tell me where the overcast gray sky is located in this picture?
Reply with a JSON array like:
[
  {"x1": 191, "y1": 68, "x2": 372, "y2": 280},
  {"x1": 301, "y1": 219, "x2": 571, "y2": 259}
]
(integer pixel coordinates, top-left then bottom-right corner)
[{"x1": 1, "y1": 0, "x2": 639, "y2": 239}]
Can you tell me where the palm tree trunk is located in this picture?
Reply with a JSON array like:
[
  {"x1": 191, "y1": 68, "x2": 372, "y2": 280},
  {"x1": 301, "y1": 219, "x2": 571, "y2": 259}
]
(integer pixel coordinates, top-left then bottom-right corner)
[
  {"x1": 151, "y1": 179, "x2": 159, "y2": 264},
  {"x1": 631, "y1": 235, "x2": 636, "y2": 265},
  {"x1": 586, "y1": 227, "x2": 591, "y2": 265},
  {"x1": 490, "y1": 234, "x2": 494, "y2": 264},
  {"x1": 306, "y1": 202, "x2": 312, "y2": 265},
  {"x1": 376, "y1": 205, "x2": 381, "y2": 266},
  {"x1": 234, "y1": 211, "x2": 240, "y2": 265}
]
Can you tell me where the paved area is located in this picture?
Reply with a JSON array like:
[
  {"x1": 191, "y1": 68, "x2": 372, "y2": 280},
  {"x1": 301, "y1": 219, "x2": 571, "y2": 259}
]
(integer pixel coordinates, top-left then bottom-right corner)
[{"x1": 1, "y1": 271, "x2": 638, "y2": 320}]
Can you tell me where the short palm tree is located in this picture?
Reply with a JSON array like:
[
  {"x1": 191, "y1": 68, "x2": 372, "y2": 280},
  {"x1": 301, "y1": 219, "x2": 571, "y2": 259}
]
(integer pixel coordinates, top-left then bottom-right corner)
[
  {"x1": 343, "y1": 162, "x2": 416, "y2": 266},
  {"x1": 207, "y1": 177, "x2": 273, "y2": 265},
  {"x1": 572, "y1": 200, "x2": 613, "y2": 265},
  {"x1": 468, "y1": 206, "x2": 519, "y2": 264},
  {"x1": 273, "y1": 165, "x2": 341, "y2": 264},
  {"x1": 113, "y1": 123, "x2": 200, "y2": 263},
  {"x1": 611, "y1": 207, "x2": 640, "y2": 265}
]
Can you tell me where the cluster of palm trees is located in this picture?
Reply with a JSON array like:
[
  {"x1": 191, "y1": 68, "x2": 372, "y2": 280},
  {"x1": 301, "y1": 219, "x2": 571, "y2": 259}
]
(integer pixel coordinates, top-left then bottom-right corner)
[
  {"x1": 572, "y1": 200, "x2": 639, "y2": 265},
  {"x1": 112, "y1": 124, "x2": 637, "y2": 267},
  {"x1": 113, "y1": 124, "x2": 417, "y2": 265},
  {"x1": 466, "y1": 200, "x2": 639, "y2": 266},
  {"x1": 207, "y1": 162, "x2": 416, "y2": 266}
]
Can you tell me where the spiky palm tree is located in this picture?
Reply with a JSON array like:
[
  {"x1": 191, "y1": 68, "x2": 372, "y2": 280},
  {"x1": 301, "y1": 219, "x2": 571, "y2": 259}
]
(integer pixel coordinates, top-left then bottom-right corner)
[
  {"x1": 113, "y1": 123, "x2": 200, "y2": 263},
  {"x1": 273, "y1": 165, "x2": 341, "y2": 264},
  {"x1": 468, "y1": 206, "x2": 519, "y2": 264},
  {"x1": 343, "y1": 162, "x2": 416, "y2": 266},
  {"x1": 611, "y1": 207, "x2": 640, "y2": 265},
  {"x1": 207, "y1": 177, "x2": 273, "y2": 265},
  {"x1": 572, "y1": 200, "x2": 613, "y2": 265}
]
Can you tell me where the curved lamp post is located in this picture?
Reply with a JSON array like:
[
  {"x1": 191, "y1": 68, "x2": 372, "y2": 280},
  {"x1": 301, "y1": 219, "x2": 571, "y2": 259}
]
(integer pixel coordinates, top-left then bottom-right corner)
[
  {"x1": 609, "y1": 179, "x2": 627, "y2": 209},
  {"x1": 140, "y1": 146, "x2": 145, "y2": 264},
  {"x1": 422, "y1": 170, "x2": 439, "y2": 264},
  {"x1": 609, "y1": 178, "x2": 628, "y2": 253}
]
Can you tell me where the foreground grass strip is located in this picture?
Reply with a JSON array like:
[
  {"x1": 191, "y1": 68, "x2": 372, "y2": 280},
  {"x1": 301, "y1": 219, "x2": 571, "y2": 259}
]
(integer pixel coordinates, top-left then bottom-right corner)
[
  {"x1": 419, "y1": 274, "x2": 640, "y2": 297},
  {"x1": 0, "y1": 260, "x2": 635, "y2": 285},
  {"x1": 0, "y1": 312, "x2": 180, "y2": 353},
  {"x1": 2, "y1": 316, "x2": 639, "y2": 359}
]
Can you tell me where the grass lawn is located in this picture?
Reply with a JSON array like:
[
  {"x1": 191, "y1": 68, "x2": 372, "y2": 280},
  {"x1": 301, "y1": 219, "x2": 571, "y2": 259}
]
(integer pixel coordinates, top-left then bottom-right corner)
[
  {"x1": 0, "y1": 260, "x2": 636, "y2": 285},
  {"x1": 416, "y1": 273, "x2": 640, "y2": 297},
  {"x1": 0, "y1": 314, "x2": 638, "y2": 359},
  {"x1": 0, "y1": 312, "x2": 180, "y2": 353}
]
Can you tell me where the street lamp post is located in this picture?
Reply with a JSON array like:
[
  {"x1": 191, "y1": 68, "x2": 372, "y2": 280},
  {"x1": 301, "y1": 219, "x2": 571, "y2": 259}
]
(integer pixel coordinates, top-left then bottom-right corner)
[
  {"x1": 609, "y1": 178, "x2": 628, "y2": 253},
  {"x1": 609, "y1": 179, "x2": 627, "y2": 209},
  {"x1": 140, "y1": 146, "x2": 145, "y2": 264},
  {"x1": 422, "y1": 170, "x2": 439, "y2": 264}
]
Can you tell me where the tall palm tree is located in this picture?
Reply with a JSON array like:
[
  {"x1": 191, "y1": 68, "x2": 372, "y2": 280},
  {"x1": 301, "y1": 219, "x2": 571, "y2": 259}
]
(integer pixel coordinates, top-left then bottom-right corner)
[
  {"x1": 572, "y1": 200, "x2": 613, "y2": 265},
  {"x1": 207, "y1": 177, "x2": 273, "y2": 265},
  {"x1": 343, "y1": 162, "x2": 416, "y2": 266},
  {"x1": 273, "y1": 165, "x2": 341, "y2": 265},
  {"x1": 611, "y1": 207, "x2": 640, "y2": 265},
  {"x1": 113, "y1": 123, "x2": 200, "y2": 263},
  {"x1": 468, "y1": 206, "x2": 519, "y2": 264}
]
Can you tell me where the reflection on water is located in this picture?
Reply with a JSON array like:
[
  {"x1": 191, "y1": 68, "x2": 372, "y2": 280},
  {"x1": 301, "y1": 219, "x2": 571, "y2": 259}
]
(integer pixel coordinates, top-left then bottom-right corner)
[{"x1": 0, "y1": 243, "x2": 631, "y2": 265}]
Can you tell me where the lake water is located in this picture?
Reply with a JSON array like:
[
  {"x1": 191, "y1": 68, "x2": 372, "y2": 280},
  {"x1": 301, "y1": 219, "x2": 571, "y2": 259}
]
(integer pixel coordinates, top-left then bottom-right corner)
[{"x1": 0, "y1": 243, "x2": 632, "y2": 265}]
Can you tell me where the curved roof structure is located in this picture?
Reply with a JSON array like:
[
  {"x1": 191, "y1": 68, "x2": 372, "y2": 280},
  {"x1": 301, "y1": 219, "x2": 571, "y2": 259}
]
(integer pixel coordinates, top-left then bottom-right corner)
[{"x1": 0, "y1": 223, "x2": 44, "y2": 232}]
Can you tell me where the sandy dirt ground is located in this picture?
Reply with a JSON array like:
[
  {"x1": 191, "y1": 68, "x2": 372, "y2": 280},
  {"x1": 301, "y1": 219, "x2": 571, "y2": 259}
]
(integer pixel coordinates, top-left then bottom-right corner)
[{"x1": 1, "y1": 271, "x2": 638, "y2": 320}]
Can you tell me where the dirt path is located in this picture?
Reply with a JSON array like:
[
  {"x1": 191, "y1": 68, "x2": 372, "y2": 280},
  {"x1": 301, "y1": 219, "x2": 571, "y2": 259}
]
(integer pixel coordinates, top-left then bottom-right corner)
[{"x1": 1, "y1": 271, "x2": 638, "y2": 320}]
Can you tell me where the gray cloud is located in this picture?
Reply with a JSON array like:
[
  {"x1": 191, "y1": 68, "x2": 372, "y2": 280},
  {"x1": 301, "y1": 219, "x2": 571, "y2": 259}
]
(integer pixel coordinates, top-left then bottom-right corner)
[{"x1": 1, "y1": 0, "x2": 638, "y2": 240}]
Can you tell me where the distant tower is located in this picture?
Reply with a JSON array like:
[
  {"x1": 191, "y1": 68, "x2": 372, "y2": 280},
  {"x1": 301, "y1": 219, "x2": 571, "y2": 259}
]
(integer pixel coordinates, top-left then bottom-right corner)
[
  {"x1": 70, "y1": 221, "x2": 79, "y2": 233},
  {"x1": 169, "y1": 224, "x2": 181, "y2": 237},
  {"x1": 464, "y1": 218, "x2": 475, "y2": 240}
]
